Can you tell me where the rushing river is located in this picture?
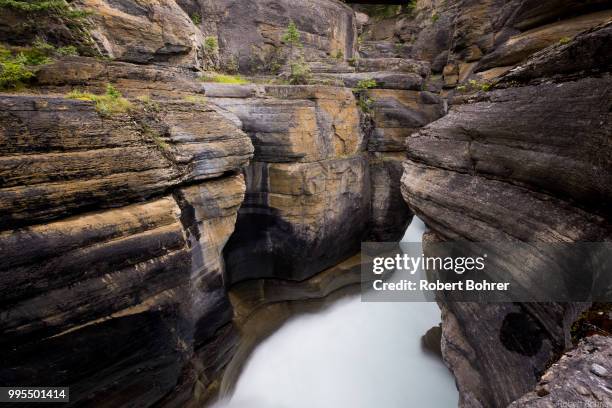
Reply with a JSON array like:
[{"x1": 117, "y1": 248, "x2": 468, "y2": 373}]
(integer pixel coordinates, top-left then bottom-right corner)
[{"x1": 214, "y1": 218, "x2": 459, "y2": 408}]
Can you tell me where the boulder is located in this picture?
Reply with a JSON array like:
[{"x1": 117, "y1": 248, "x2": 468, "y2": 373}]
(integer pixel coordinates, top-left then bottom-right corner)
[{"x1": 81, "y1": 0, "x2": 207, "y2": 69}]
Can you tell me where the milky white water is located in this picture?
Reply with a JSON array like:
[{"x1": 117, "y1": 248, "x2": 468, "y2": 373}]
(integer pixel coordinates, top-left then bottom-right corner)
[{"x1": 214, "y1": 217, "x2": 459, "y2": 408}]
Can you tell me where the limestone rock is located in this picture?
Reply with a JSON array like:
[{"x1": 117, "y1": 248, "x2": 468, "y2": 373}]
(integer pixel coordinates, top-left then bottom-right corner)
[
  {"x1": 367, "y1": 89, "x2": 445, "y2": 152},
  {"x1": 317, "y1": 71, "x2": 424, "y2": 91},
  {"x1": 0, "y1": 174, "x2": 246, "y2": 406},
  {"x1": 224, "y1": 155, "x2": 371, "y2": 284},
  {"x1": 369, "y1": 152, "x2": 413, "y2": 242},
  {"x1": 210, "y1": 86, "x2": 363, "y2": 163},
  {"x1": 477, "y1": 10, "x2": 612, "y2": 71},
  {"x1": 0, "y1": 95, "x2": 253, "y2": 228},
  {"x1": 199, "y1": 0, "x2": 357, "y2": 73},
  {"x1": 401, "y1": 22, "x2": 612, "y2": 408},
  {"x1": 81, "y1": 0, "x2": 207, "y2": 69}
]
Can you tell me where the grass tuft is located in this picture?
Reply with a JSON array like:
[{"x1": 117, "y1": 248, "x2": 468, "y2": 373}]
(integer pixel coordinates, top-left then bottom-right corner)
[
  {"x1": 199, "y1": 72, "x2": 249, "y2": 84},
  {"x1": 67, "y1": 83, "x2": 132, "y2": 116}
]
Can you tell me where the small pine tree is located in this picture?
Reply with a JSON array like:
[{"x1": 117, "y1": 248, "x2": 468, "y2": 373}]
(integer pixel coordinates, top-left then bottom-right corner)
[{"x1": 282, "y1": 21, "x2": 301, "y2": 47}]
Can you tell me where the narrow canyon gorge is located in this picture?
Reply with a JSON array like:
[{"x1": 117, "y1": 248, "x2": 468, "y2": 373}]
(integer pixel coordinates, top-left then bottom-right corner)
[{"x1": 0, "y1": 0, "x2": 610, "y2": 407}]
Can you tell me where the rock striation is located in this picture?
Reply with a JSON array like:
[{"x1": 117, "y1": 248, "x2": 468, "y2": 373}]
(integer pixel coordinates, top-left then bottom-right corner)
[
  {"x1": 401, "y1": 19, "x2": 611, "y2": 408},
  {"x1": 194, "y1": 0, "x2": 357, "y2": 73},
  {"x1": 0, "y1": 91, "x2": 253, "y2": 406}
]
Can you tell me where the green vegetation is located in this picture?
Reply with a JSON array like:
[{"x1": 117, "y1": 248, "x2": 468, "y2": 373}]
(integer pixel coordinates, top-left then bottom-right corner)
[
  {"x1": 199, "y1": 72, "x2": 249, "y2": 84},
  {"x1": 136, "y1": 94, "x2": 160, "y2": 112},
  {"x1": 222, "y1": 55, "x2": 239, "y2": 74},
  {"x1": 357, "y1": 94, "x2": 374, "y2": 113},
  {"x1": 288, "y1": 56, "x2": 311, "y2": 85},
  {"x1": 56, "y1": 45, "x2": 78, "y2": 56},
  {"x1": 183, "y1": 94, "x2": 207, "y2": 104},
  {"x1": 347, "y1": 57, "x2": 358, "y2": 67},
  {"x1": 204, "y1": 36, "x2": 218, "y2": 54},
  {"x1": 431, "y1": 12, "x2": 440, "y2": 23},
  {"x1": 352, "y1": 78, "x2": 376, "y2": 113},
  {"x1": 334, "y1": 50, "x2": 344, "y2": 60},
  {"x1": 558, "y1": 36, "x2": 571, "y2": 45},
  {"x1": 190, "y1": 13, "x2": 201, "y2": 25},
  {"x1": 142, "y1": 123, "x2": 170, "y2": 151},
  {"x1": 0, "y1": 0, "x2": 89, "y2": 18},
  {"x1": 0, "y1": 39, "x2": 66, "y2": 90},
  {"x1": 356, "y1": 78, "x2": 378, "y2": 90},
  {"x1": 281, "y1": 20, "x2": 301, "y2": 47},
  {"x1": 0, "y1": 0, "x2": 93, "y2": 50},
  {"x1": 0, "y1": 50, "x2": 34, "y2": 90},
  {"x1": 456, "y1": 79, "x2": 492, "y2": 93},
  {"x1": 67, "y1": 84, "x2": 132, "y2": 116}
]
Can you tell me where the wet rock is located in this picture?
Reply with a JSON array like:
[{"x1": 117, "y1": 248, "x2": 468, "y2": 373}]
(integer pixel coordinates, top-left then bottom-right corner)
[
  {"x1": 369, "y1": 152, "x2": 413, "y2": 242},
  {"x1": 225, "y1": 155, "x2": 371, "y2": 283},
  {"x1": 421, "y1": 324, "x2": 443, "y2": 358}
]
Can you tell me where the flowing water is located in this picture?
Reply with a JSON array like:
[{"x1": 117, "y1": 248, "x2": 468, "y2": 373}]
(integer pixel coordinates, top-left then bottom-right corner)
[{"x1": 214, "y1": 218, "x2": 459, "y2": 408}]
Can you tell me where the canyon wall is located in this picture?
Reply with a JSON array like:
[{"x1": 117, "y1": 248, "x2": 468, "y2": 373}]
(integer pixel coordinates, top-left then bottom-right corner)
[
  {"x1": 0, "y1": 91, "x2": 253, "y2": 406},
  {"x1": 0, "y1": 0, "x2": 610, "y2": 407},
  {"x1": 400, "y1": 14, "x2": 611, "y2": 408}
]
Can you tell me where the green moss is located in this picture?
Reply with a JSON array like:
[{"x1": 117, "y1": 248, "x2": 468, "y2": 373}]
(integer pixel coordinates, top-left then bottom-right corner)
[
  {"x1": 334, "y1": 50, "x2": 344, "y2": 60},
  {"x1": 199, "y1": 72, "x2": 249, "y2": 84},
  {"x1": 558, "y1": 36, "x2": 571, "y2": 45},
  {"x1": 457, "y1": 79, "x2": 492, "y2": 93},
  {"x1": 67, "y1": 83, "x2": 132, "y2": 116},
  {"x1": 431, "y1": 13, "x2": 440, "y2": 23}
]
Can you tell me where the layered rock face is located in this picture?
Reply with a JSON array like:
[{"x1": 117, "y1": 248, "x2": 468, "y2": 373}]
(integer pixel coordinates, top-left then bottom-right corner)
[
  {"x1": 0, "y1": 93, "x2": 253, "y2": 406},
  {"x1": 401, "y1": 21, "x2": 611, "y2": 408},
  {"x1": 205, "y1": 78, "x2": 444, "y2": 283},
  {"x1": 357, "y1": 0, "x2": 611, "y2": 87},
  {"x1": 211, "y1": 85, "x2": 369, "y2": 283},
  {"x1": 82, "y1": 0, "x2": 208, "y2": 69},
  {"x1": 189, "y1": 0, "x2": 357, "y2": 73}
]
